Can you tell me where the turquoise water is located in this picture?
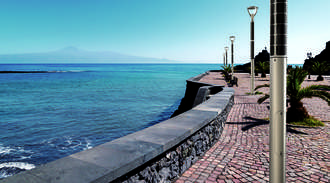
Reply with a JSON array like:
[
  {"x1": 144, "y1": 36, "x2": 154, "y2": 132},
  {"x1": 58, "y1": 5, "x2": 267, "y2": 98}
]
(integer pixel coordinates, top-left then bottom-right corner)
[{"x1": 0, "y1": 63, "x2": 220, "y2": 178}]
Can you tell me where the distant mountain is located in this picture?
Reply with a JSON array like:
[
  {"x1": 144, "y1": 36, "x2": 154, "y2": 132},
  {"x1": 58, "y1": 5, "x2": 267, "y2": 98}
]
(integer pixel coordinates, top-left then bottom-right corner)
[{"x1": 0, "y1": 47, "x2": 177, "y2": 63}]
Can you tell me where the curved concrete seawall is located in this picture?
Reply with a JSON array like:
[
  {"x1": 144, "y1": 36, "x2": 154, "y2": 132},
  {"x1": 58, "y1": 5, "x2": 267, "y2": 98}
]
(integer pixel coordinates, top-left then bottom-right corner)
[
  {"x1": 1, "y1": 71, "x2": 234, "y2": 183},
  {"x1": 171, "y1": 72, "x2": 224, "y2": 117}
]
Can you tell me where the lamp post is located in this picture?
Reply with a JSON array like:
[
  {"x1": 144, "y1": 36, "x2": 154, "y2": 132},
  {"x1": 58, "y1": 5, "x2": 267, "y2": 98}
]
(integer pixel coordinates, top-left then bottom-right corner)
[
  {"x1": 270, "y1": 0, "x2": 287, "y2": 182},
  {"x1": 248, "y1": 6, "x2": 258, "y2": 95},
  {"x1": 223, "y1": 52, "x2": 225, "y2": 66},
  {"x1": 230, "y1": 36, "x2": 235, "y2": 80},
  {"x1": 225, "y1": 46, "x2": 229, "y2": 66},
  {"x1": 307, "y1": 52, "x2": 312, "y2": 79}
]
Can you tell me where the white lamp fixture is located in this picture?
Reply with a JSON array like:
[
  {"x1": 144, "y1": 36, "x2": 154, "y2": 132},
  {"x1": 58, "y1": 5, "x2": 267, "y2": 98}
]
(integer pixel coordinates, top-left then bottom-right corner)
[
  {"x1": 248, "y1": 6, "x2": 258, "y2": 20},
  {"x1": 248, "y1": 6, "x2": 258, "y2": 95}
]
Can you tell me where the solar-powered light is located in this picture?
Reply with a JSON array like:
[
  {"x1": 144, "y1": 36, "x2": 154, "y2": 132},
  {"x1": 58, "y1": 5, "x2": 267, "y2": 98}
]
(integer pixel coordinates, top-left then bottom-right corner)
[{"x1": 247, "y1": 6, "x2": 258, "y2": 95}]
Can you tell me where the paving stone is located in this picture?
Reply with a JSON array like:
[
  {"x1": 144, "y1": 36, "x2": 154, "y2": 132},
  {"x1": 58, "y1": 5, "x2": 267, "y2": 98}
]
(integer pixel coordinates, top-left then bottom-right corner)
[{"x1": 175, "y1": 72, "x2": 329, "y2": 183}]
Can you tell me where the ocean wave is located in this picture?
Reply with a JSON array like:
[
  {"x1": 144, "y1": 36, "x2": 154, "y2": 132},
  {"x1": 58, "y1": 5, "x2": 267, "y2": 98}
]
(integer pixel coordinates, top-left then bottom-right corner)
[
  {"x1": 0, "y1": 144, "x2": 33, "y2": 155},
  {"x1": 0, "y1": 162, "x2": 35, "y2": 179},
  {"x1": 0, "y1": 162, "x2": 35, "y2": 170},
  {"x1": 83, "y1": 138, "x2": 93, "y2": 150},
  {"x1": 42, "y1": 136, "x2": 93, "y2": 151},
  {"x1": 18, "y1": 155, "x2": 32, "y2": 160},
  {"x1": 0, "y1": 170, "x2": 11, "y2": 179},
  {"x1": 0, "y1": 145, "x2": 14, "y2": 154}
]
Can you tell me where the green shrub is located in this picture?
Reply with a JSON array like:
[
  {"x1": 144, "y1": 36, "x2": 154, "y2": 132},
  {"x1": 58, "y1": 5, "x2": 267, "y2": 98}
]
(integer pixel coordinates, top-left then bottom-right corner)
[{"x1": 289, "y1": 116, "x2": 325, "y2": 127}]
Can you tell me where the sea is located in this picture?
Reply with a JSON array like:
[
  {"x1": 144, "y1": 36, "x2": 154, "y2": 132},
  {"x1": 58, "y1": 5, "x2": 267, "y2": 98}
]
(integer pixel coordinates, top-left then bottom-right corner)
[{"x1": 0, "y1": 63, "x2": 220, "y2": 178}]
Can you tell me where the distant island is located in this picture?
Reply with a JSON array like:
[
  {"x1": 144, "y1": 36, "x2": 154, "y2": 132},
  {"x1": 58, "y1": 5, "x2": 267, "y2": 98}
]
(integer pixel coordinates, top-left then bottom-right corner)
[{"x1": 0, "y1": 47, "x2": 178, "y2": 64}]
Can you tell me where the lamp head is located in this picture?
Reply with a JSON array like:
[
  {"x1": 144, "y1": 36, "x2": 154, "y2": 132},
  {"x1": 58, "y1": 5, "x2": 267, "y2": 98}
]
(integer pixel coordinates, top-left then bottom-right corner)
[
  {"x1": 248, "y1": 6, "x2": 258, "y2": 18},
  {"x1": 230, "y1": 36, "x2": 235, "y2": 42},
  {"x1": 225, "y1": 46, "x2": 229, "y2": 51}
]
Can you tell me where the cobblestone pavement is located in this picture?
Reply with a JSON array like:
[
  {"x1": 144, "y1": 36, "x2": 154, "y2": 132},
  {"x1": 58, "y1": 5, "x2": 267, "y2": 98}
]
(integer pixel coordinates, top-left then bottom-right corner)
[{"x1": 175, "y1": 72, "x2": 329, "y2": 183}]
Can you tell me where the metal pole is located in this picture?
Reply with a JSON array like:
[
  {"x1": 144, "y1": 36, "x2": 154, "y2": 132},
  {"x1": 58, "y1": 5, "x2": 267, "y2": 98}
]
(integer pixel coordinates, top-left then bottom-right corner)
[
  {"x1": 250, "y1": 17, "x2": 255, "y2": 94},
  {"x1": 225, "y1": 48, "x2": 228, "y2": 66},
  {"x1": 270, "y1": 0, "x2": 287, "y2": 182},
  {"x1": 231, "y1": 40, "x2": 234, "y2": 80},
  {"x1": 223, "y1": 53, "x2": 225, "y2": 66}
]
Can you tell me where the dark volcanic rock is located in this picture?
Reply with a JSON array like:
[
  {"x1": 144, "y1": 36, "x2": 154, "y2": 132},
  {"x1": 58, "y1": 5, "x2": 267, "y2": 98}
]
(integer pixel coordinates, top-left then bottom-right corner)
[
  {"x1": 303, "y1": 41, "x2": 330, "y2": 75},
  {"x1": 235, "y1": 48, "x2": 270, "y2": 74},
  {"x1": 315, "y1": 41, "x2": 330, "y2": 62}
]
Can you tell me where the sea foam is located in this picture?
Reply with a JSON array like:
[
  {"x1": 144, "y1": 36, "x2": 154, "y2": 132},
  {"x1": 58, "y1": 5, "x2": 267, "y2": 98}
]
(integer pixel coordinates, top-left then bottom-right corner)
[
  {"x1": 0, "y1": 145, "x2": 13, "y2": 154},
  {"x1": 0, "y1": 162, "x2": 35, "y2": 170},
  {"x1": 0, "y1": 162, "x2": 36, "y2": 178}
]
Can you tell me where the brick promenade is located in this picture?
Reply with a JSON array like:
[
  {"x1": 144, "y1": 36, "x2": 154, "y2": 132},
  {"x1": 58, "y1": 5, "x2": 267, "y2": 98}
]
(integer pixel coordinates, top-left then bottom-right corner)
[{"x1": 175, "y1": 72, "x2": 329, "y2": 183}]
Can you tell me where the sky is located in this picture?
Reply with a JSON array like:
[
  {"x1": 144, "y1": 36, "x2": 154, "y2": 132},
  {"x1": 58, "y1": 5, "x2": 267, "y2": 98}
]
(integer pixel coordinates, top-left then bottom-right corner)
[{"x1": 0, "y1": 0, "x2": 329, "y2": 64}]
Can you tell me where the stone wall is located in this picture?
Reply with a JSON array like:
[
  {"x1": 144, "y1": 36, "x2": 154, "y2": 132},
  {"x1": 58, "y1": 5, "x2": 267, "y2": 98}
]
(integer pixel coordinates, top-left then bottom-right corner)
[{"x1": 119, "y1": 94, "x2": 234, "y2": 183}]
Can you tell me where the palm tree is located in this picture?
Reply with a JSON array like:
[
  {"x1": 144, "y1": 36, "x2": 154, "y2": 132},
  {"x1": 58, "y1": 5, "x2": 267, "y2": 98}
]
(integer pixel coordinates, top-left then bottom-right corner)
[
  {"x1": 254, "y1": 66, "x2": 259, "y2": 76},
  {"x1": 255, "y1": 67, "x2": 330, "y2": 122},
  {"x1": 257, "y1": 61, "x2": 269, "y2": 78},
  {"x1": 221, "y1": 65, "x2": 232, "y2": 81},
  {"x1": 221, "y1": 65, "x2": 232, "y2": 73},
  {"x1": 311, "y1": 61, "x2": 330, "y2": 81}
]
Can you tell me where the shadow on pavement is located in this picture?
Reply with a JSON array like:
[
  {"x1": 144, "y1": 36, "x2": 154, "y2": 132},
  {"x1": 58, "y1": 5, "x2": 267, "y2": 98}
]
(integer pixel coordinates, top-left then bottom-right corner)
[
  {"x1": 226, "y1": 116, "x2": 308, "y2": 135},
  {"x1": 241, "y1": 117, "x2": 269, "y2": 131}
]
